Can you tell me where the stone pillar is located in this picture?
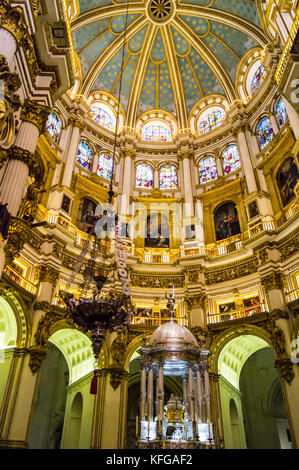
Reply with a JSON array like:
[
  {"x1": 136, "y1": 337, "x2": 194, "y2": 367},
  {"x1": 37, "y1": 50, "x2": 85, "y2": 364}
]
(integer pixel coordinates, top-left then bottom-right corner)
[
  {"x1": 284, "y1": 99, "x2": 299, "y2": 139},
  {"x1": 32, "y1": 266, "x2": 59, "y2": 338},
  {"x1": 196, "y1": 368, "x2": 203, "y2": 422},
  {"x1": 158, "y1": 362, "x2": 164, "y2": 420},
  {"x1": 140, "y1": 363, "x2": 147, "y2": 420},
  {"x1": 0, "y1": 100, "x2": 50, "y2": 216},
  {"x1": 61, "y1": 119, "x2": 82, "y2": 188},
  {"x1": 209, "y1": 372, "x2": 224, "y2": 448},
  {"x1": 269, "y1": 113, "x2": 279, "y2": 135},
  {"x1": 119, "y1": 149, "x2": 135, "y2": 217},
  {"x1": 236, "y1": 127, "x2": 258, "y2": 194},
  {"x1": 195, "y1": 200, "x2": 204, "y2": 245},
  {"x1": 0, "y1": 350, "x2": 38, "y2": 448},
  {"x1": 147, "y1": 365, "x2": 154, "y2": 420},
  {"x1": 188, "y1": 364, "x2": 195, "y2": 421},
  {"x1": 215, "y1": 156, "x2": 223, "y2": 178},
  {"x1": 0, "y1": 28, "x2": 17, "y2": 68},
  {"x1": 154, "y1": 169, "x2": 159, "y2": 189},
  {"x1": 92, "y1": 154, "x2": 99, "y2": 174}
]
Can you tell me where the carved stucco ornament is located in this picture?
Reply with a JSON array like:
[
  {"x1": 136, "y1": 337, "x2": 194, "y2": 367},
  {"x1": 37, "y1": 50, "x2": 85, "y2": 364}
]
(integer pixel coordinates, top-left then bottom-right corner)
[
  {"x1": 4, "y1": 217, "x2": 32, "y2": 264},
  {"x1": 0, "y1": 55, "x2": 21, "y2": 148}
]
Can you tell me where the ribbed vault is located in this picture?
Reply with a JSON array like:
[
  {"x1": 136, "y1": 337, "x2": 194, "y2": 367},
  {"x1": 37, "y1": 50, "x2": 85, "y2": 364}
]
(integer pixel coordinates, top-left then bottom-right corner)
[{"x1": 71, "y1": 0, "x2": 269, "y2": 127}]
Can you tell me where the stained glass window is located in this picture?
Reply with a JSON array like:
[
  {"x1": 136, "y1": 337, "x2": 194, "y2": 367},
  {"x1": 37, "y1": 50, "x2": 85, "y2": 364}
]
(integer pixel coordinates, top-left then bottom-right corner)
[
  {"x1": 136, "y1": 164, "x2": 153, "y2": 188},
  {"x1": 159, "y1": 164, "x2": 178, "y2": 189},
  {"x1": 46, "y1": 111, "x2": 62, "y2": 143},
  {"x1": 257, "y1": 117, "x2": 274, "y2": 149},
  {"x1": 250, "y1": 65, "x2": 265, "y2": 95},
  {"x1": 275, "y1": 98, "x2": 288, "y2": 127},
  {"x1": 97, "y1": 153, "x2": 113, "y2": 180},
  {"x1": 199, "y1": 157, "x2": 218, "y2": 184},
  {"x1": 142, "y1": 120, "x2": 172, "y2": 142},
  {"x1": 222, "y1": 145, "x2": 241, "y2": 175},
  {"x1": 90, "y1": 102, "x2": 116, "y2": 131},
  {"x1": 198, "y1": 107, "x2": 226, "y2": 135},
  {"x1": 77, "y1": 141, "x2": 92, "y2": 169}
]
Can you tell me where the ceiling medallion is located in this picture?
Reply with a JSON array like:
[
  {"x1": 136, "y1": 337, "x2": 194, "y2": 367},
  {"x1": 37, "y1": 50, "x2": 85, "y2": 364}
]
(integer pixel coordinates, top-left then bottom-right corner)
[{"x1": 147, "y1": 0, "x2": 175, "y2": 24}]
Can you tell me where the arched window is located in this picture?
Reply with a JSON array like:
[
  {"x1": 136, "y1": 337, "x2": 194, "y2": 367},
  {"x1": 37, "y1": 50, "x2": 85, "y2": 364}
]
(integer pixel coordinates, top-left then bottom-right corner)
[
  {"x1": 198, "y1": 107, "x2": 226, "y2": 135},
  {"x1": 136, "y1": 164, "x2": 153, "y2": 189},
  {"x1": 277, "y1": 157, "x2": 299, "y2": 207},
  {"x1": 199, "y1": 156, "x2": 218, "y2": 184},
  {"x1": 46, "y1": 111, "x2": 62, "y2": 143},
  {"x1": 214, "y1": 202, "x2": 240, "y2": 241},
  {"x1": 97, "y1": 153, "x2": 113, "y2": 180},
  {"x1": 141, "y1": 120, "x2": 172, "y2": 143},
  {"x1": 222, "y1": 145, "x2": 241, "y2": 175},
  {"x1": 90, "y1": 102, "x2": 116, "y2": 131},
  {"x1": 159, "y1": 164, "x2": 178, "y2": 189},
  {"x1": 257, "y1": 117, "x2": 274, "y2": 149},
  {"x1": 250, "y1": 64, "x2": 265, "y2": 95},
  {"x1": 275, "y1": 98, "x2": 288, "y2": 127},
  {"x1": 77, "y1": 141, "x2": 92, "y2": 169}
]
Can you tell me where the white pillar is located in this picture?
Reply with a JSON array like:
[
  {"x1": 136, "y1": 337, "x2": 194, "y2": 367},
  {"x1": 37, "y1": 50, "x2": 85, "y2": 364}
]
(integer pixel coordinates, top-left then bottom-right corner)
[
  {"x1": 0, "y1": 28, "x2": 17, "y2": 68},
  {"x1": 269, "y1": 114, "x2": 279, "y2": 135},
  {"x1": 120, "y1": 152, "x2": 132, "y2": 216},
  {"x1": 284, "y1": 99, "x2": 299, "y2": 139},
  {"x1": 15, "y1": 121, "x2": 40, "y2": 153},
  {"x1": 0, "y1": 160, "x2": 29, "y2": 216},
  {"x1": 141, "y1": 364, "x2": 146, "y2": 420},
  {"x1": 154, "y1": 169, "x2": 159, "y2": 189},
  {"x1": 237, "y1": 130, "x2": 257, "y2": 194},
  {"x1": 195, "y1": 200, "x2": 204, "y2": 245},
  {"x1": 182, "y1": 155, "x2": 194, "y2": 213},
  {"x1": 215, "y1": 156, "x2": 223, "y2": 177},
  {"x1": 61, "y1": 124, "x2": 81, "y2": 187},
  {"x1": 92, "y1": 154, "x2": 99, "y2": 174}
]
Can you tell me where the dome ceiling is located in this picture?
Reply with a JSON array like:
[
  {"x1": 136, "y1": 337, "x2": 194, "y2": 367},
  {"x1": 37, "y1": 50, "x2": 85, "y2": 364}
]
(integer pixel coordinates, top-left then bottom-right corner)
[{"x1": 72, "y1": 0, "x2": 268, "y2": 128}]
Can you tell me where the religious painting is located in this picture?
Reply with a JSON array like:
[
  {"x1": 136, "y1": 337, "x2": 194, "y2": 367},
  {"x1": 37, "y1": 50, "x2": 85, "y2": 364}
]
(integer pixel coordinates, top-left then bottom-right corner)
[
  {"x1": 61, "y1": 195, "x2": 71, "y2": 214},
  {"x1": 219, "y1": 301, "x2": 235, "y2": 321},
  {"x1": 145, "y1": 213, "x2": 169, "y2": 248},
  {"x1": 214, "y1": 203, "x2": 240, "y2": 241},
  {"x1": 248, "y1": 200, "x2": 259, "y2": 219},
  {"x1": 277, "y1": 157, "x2": 299, "y2": 207},
  {"x1": 243, "y1": 296, "x2": 261, "y2": 316},
  {"x1": 136, "y1": 308, "x2": 152, "y2": 325},
  {"x1": 77, "y1": 198, "x2": 97, "y2": 232}
]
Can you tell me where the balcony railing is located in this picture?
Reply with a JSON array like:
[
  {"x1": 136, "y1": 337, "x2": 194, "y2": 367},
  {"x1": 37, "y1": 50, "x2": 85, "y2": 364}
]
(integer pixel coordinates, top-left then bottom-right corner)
[
  {"x1": 285, "y1": 287, "x2": 299, "y2": 304},
  {"x1": 207, "y1": 305, "x2": 264, "y2": 324},
  {"x1": 4, "y1": 265, "x2": 37, "y2": 295},
  {"x1": 131, "y1": 315, "x2": 188, "y2": 327}
]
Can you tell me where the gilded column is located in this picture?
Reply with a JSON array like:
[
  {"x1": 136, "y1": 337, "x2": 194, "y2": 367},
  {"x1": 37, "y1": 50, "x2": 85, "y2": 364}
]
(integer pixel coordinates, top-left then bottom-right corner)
[
  {"x1": 0, "y1": 100, "x2": 50, "y2": 216},
  {"x1": 61, "y1": 118, "x2": 83, "y2": 188},
  {"x1": 235, "y1": 125, "x2": 258, "y2": 194}
]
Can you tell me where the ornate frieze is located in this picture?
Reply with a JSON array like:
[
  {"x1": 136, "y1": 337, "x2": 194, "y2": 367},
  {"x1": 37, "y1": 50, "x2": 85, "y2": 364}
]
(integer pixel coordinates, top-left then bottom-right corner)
[
  {"x1": 274, "y1": 357, "x2": 295, "y2": 384},
  {"x1": 39, "y1": 265, "x2": 59, "y2": 285},
  {"x1": 205, "y1": 257, "x2": 258, "y2": 284},
  {"x1": 185, "y1": 294, "x2": 206, "y2": 311},
  {"x1": 130, "y1": 273, "x2": 185, "y2": 288},
  {"x1": 261, "y1": 272, "x2": 284, "y2": 291},
  {"x1": 0, "y1": 55, "x2": 21, "y2": 147}
]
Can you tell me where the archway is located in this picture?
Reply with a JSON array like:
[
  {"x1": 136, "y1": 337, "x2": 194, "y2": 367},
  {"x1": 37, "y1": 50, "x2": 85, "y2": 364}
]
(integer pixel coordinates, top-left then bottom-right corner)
[
  {"x1": 0, "y1": 296, "x2": 18, "y2": 409},
  {"x1": 217, "y1": 334, "x2": 290, "y2": 449},
  {"x1": 28, "y1": 328, "x2": 96, "y2": 449}
]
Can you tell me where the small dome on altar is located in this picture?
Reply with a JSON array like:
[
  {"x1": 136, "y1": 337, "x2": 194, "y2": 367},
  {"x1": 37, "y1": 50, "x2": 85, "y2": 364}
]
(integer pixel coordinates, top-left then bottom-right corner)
[{"x1": 148, "y1": 318, "x2": 198, "y2": 349}]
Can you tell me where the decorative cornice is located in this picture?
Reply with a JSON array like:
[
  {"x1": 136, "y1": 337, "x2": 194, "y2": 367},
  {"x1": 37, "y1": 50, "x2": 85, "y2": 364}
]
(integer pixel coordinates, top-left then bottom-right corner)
[
  {"x1": 261, "y1": 272, "x2": 284, "y2": 291},
  {"x1": 39, "y1": 265, "x2": 59, "y2": 284}
]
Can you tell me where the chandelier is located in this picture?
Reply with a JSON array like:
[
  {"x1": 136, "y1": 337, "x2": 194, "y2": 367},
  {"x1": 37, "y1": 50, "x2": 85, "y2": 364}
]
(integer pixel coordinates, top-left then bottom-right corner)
[{"x1": 64, "y1": 0, "x2": 134, "y2": 393}]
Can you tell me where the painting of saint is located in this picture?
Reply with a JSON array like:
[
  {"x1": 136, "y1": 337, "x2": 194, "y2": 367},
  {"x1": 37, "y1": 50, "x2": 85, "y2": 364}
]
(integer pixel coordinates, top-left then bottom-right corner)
[
  {"x1": 214, "y1": 203, "x2": 240, "y2": 241},
  {"x1": 248, "y1": 200, "x2": 259, "y2": 219},
  {"x1": 277, "y1": 157, "x2": 299, "y2": 207},
  {"x1": 145, "y1": 213, "x2": 169, "y2": 248},
  {"x1": 219, "y1": 301, "x2": 236, "y2": 321},
  {"x1": 243, "y1": 296, "x2": 261, "y2": 316}
]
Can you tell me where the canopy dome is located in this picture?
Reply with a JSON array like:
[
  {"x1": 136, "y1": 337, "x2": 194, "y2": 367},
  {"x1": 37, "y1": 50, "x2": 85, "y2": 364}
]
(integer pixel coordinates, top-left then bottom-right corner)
[
  {"x1": 148, "y1": 318, "x2": 198, "y2": 348},
  {"x1": 72, "y1": 0, "x2": 268, "y2": 128}
]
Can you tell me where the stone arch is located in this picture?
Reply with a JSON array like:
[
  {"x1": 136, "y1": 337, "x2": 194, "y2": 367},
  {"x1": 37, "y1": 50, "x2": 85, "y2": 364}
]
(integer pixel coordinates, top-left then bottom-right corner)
[{"x1": 0, "y1": 288, "x2": 28, "y2": 348}]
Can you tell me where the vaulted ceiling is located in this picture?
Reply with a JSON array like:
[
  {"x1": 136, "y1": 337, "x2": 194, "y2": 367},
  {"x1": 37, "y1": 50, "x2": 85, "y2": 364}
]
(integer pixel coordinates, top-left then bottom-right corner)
[{"x1": 71, "y1": 0, "x2": 269, "y2": 128}]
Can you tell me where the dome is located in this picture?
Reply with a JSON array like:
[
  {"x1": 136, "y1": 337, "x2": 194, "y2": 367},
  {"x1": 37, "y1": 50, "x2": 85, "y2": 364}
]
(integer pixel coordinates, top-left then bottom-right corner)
[
  {"x1": 72, "y1": 0, "x2": 268, "y2": 128},
  {"x1": 148, "y1": 318, "x2": 198, "y2": 348}
]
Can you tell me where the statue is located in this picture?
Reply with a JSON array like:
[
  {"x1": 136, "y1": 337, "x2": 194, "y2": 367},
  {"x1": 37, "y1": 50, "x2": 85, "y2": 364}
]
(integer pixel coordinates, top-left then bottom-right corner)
[
  {"x1": 165, "y1": 289, "x2": 175, "y2": 316},
  {"x1": 19, "y1": 182, "x2": 46, "y2": 223}
]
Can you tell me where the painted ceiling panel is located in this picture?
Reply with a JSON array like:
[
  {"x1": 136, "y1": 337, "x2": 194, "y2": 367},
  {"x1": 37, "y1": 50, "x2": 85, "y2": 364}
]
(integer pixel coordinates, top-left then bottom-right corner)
[
  {"x1": 138, "y1": 59, "x2": 157, "y2": 114},
  {"x1": 72, "y1": 19, "x2": 110, "y2": 53},
  {"x1": 178, "y1": 55, "x2": 202, "y2": 114},
  {"x1": 74, "y1": 0, "x2": 266, "y2": 124},
  {"x1": 201, "y1": 32, "x2": 240, "y2": 83},
  {"x1": 158, "y1": 60, "x2": 176, "y2": 116}
]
